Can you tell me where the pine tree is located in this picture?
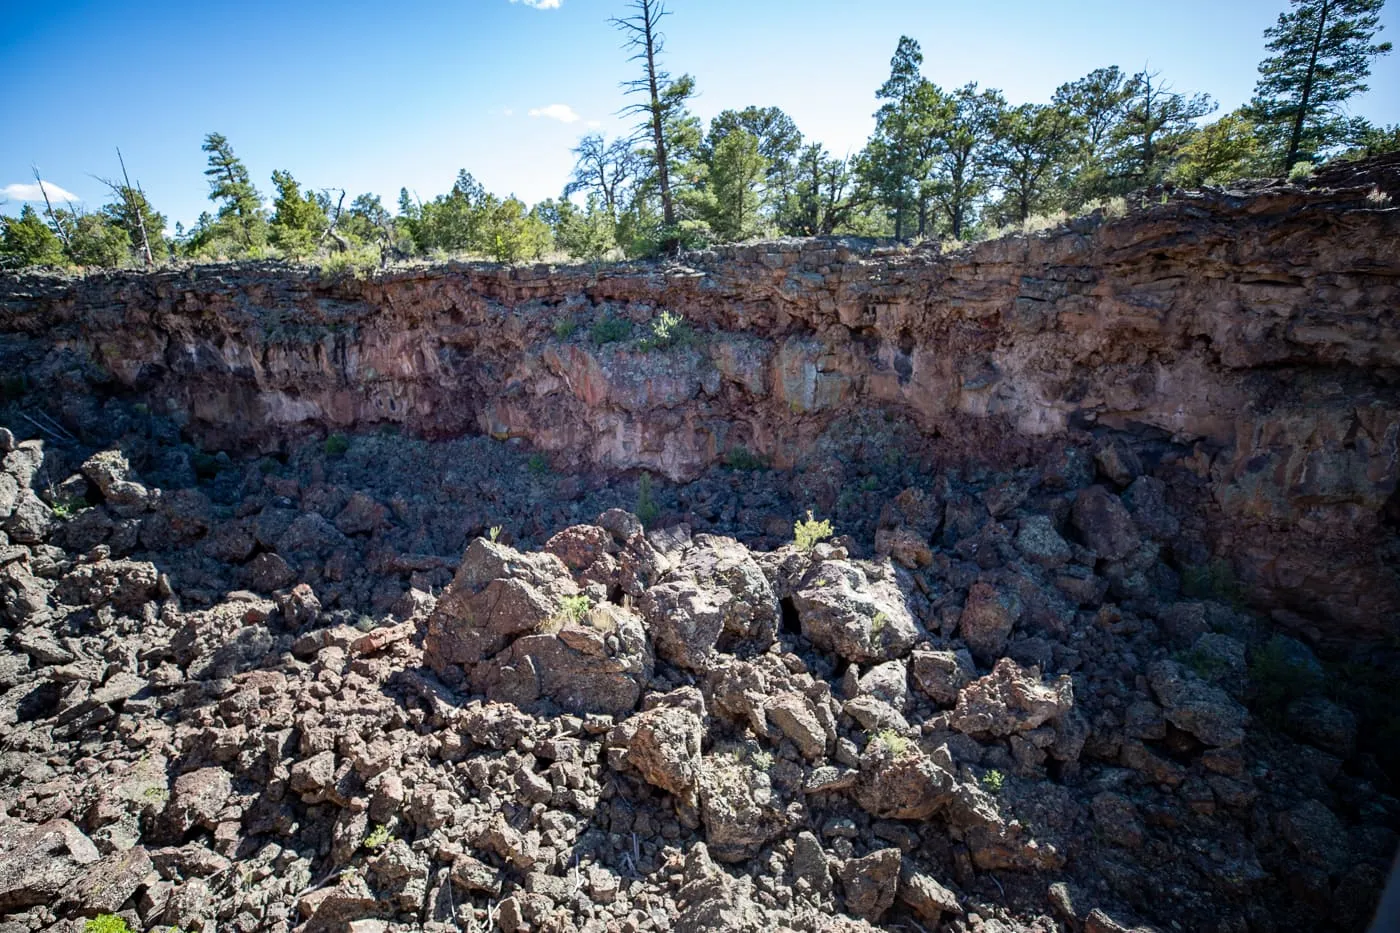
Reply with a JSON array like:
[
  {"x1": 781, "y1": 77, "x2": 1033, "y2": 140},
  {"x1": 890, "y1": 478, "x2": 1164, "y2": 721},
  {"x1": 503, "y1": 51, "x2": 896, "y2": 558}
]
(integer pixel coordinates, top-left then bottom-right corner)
[
  {"x1": 1111, "y1": 71, "x2": 1215, "y2": 187},
  {"x1": 928, "y1": 83, "x2": 1005, "y2": 240},
  {"x1": 0, "y1": 205, "x2": 66, "y2": 268},
  {"x1": 269, "y1": 170, "x2": 328, "y2": 258},
  {"x1": 201, "y1": 133, "x2": 266, "y2": 248},
  {"x1": 706, "y1": 129, "x2": 768, "y2": 241},
  {"x1": 862, "y1": 36, "x2": 944, "y2": 239},
  {"x1": 613, "y1": 0, "x2": 683, "y2": 229},
  {"x1": 1250, "y1": 0, "x2": 1392, "y2": 170},
  {"x1": 987, "y1": 103, "x2": 1080, "y2": 223}
]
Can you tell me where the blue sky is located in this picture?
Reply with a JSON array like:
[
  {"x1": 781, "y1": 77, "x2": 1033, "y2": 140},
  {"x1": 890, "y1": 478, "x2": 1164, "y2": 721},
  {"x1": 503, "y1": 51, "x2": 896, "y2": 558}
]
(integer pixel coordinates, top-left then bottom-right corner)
[{"x1": 2, "y1": 0, "x2": 1396, "y2": 228}]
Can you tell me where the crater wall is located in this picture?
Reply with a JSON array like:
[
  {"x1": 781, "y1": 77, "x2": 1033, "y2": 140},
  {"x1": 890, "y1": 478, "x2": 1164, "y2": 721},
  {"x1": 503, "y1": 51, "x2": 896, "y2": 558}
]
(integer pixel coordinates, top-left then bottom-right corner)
[{"x1": 3, "y1": 178, "x2": 1398, "y2": 637}]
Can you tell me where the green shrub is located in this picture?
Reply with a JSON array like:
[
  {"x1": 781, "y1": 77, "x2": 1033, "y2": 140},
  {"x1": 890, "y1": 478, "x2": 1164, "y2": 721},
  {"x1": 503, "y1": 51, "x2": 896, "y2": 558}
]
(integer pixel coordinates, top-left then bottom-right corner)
[
  {"x1": 319, "y1": 245, "x2": 381, "y2": 279},
  {"x1": 874, "y1": 729, "x2": 911, "y2": 758},
  {"x1": 1288, "y1": 160, "x2": 1315, "y2": 182},
  {"x1": 552, "y1": 317, "x2": 578, "y2": 339},
  {"x1": 324, "y1": 433, "x2": 350, "y2": 456},
  {"x1": 488, "y1": 525, "x2": 503, "y2": 543},
  {"x1": 527, "y1": 453, "x2": 550, "y2": 476},
  {"x1": 982, "y1": 769, "x2": 1005, "y2": 794},
  {"x1": 84, "y1": 917, "x2": 133, "y2": 933},
  {"x1": 49, "y1": 495, "x2": 89, "y2": 520},
  {"x1": 723, "y1": 446, "x2": 768, "y2": 471},
  {"x1": 1180, "y1": 559, "x2": 1245, "y2": 607},
  {"x1": 363, "y1": 824, "x2": 393, "y2": 850},
  {"x1": 794, "y1": 511, "x2": 833, "y2": 552},
  {"x1": 637, "y1": 310, "x2": 695, "y2": 352},
  {"x1": 636, "y1": 472, "x2": 659, "y2": 528},
  {"x1": 560, "y1": 594, "x2": 592, "y2": 623},
  {"x1": 590, "y1": 315, "x2": 632, "y2": 346},
  {"x1": 1249, "y1": 635, "x2": 1324, "y2": 720}
]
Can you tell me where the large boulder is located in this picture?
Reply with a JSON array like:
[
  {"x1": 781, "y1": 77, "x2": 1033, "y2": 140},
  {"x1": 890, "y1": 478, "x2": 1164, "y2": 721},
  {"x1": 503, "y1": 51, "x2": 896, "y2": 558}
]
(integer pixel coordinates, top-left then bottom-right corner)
[
  {"x1": 1070, "y1": 486, "x2": 1140, "y2": 562},
  {"x1": 610, "y1": 705, "x2": 705, "y2": 806},
  {"x1": 1147, "y1": 660, "x2": 1249, "y2": 748},
  {"x1": 425, "y1": 538, "x2": 652, "y2": 717},
  {"x1": 958, "y1": 580, "x2": 1022, "y2": 663},
  {"x1": 792, "y1": 559, "x2": 919, "y2": 663},
  {"x1": 837, "y1": 848, "x2": 901, "y2": 923},
  {"x1": 0, "y1": 818, "x2": 101, "y2": 911},
  {"x1": 949, "y1": 658, "x2": 1074, "y2": 737},
  {"x1": 854, "y1": 739, "x2": 956, "y2": 820},
  {"x1": 698, "y1": 754, "x2": 790, "y2": 862},
  {"x1": 53, "y1": 558, "x2": 160, "y2": 612}
]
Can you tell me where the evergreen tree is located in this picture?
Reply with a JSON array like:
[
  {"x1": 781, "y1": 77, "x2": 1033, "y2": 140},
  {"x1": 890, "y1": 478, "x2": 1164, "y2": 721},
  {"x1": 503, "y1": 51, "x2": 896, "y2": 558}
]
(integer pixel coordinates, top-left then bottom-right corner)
[
  {"x1": 928, "y1": 83, "x2": 1005, "y2": 239},
  {"x1": 1170, "y1": 110, "x2": 1268, "y2": 186},
  {"x1": 269, "y1": 170, "x2": 328, "y2": 258},
  {"x1": 1250, "y1": 0, "x2": 1392, "y2": 170},
  {"x1": 987, "y1": 102, "x2": 1080, "y2": 223},
  {"x1": 862, "y1": 36, "x2": 944, "y2": 238},
  {"x1": 0, "y1": 205, "x2": 65, "y2": 268},
  {"x1": 200, "y1": 133, "x2": 266, "y2": 249},
  {"x1": 705, "y1": 129, "x2": 768, "y2": 240},
  {"x1": 100, "y1": 188, "x2": 166, "y2": 263},
  {"x1": 551, "y1": 195, "x2": 617, "y2": 262},
  {"x1": 1111, "y1": 71, "x2": 1215, "y2": 187},
  {"x1": 566, "y1": 134, "x2": 641, "y2": 226},
  {"x1": 1053, "y1": 66, "x2": 1134, "y2": 204},
  {"x1": 706, "y1": 107, "x2": 803, "y2": 218},
  {"x1": 66, "y1": 212, "x2": 131, "y2": 268}
]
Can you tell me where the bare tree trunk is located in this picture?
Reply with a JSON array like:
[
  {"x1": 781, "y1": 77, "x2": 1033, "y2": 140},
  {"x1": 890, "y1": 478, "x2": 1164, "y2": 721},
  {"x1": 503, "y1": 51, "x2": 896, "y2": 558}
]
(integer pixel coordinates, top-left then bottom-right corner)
[
  {"x1": 640, "y1": 1, "x2": 675, "y2": 227},
  {"x1": 116, "y1": 148, "x2": 154, "y2": 268},
  {"x1": 32, "y1": 166, "x2": 72, "y2": 252}
]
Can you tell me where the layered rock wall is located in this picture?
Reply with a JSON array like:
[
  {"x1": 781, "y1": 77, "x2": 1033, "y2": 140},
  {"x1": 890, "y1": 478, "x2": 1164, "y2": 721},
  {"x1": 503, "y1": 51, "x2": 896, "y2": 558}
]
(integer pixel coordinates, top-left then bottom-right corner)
[{"x1": 2, "y1": 178, "x2": 1398, "y2": 636}]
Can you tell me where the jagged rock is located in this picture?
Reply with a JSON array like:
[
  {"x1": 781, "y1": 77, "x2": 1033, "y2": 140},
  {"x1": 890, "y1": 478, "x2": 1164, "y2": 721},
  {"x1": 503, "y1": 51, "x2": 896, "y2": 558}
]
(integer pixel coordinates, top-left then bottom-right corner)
[
  {"x1": 247, "y1": 552, "x2": 296, "y2": 592},
  {"x1": 857, "y1": 660, "x2": 910, "y2": 710},
  {"x1": 1278, "y1": 799, "x2": 1351, "y2": 873},
  {"x1": 1091, "y1": 792, "x2": 1146, "y2": 849},
  {"x1": 1147, "y1": 660, "x2": 1249, "y2": 748},
  {"x1": 1071, "y1": 486, "x2": 1139, "y2": 562},
  {"x1": 640, "y1": 578, "x2": 725, "y2": 671},
  {"x1": 898, "y1": 867, "x2": 962, "y2": 925},
  {"x1": 836, "y1": 847, "x2": 901, "y2": 923},
  {"x1": 766, "y1": 692, "x2": 828, "y2": 760},
  {"x1": 793, "y1": 831, "x2": 832, "y2": 895},
  {"x1": 698, "y1": 753, "x2": 790, "y2": 862},
  {"x1": 958, "y1": 579, "x2": 1022, "y2": 662},
  {"x1": 166, "y1": 767, "x2": 231, "y2": 835},
  {"x1": 950, "y1": 658, "x2": 1073, "y2": 737},
  {"x1": 334, "y1": 491, "x2": 389, "y2": 535},
  {"x1": 611, "y1": 704, "x2": 704, "y2": 805},
  {"x1": 1015, "y1": 514, "x2": 1072, "y2": 568},
  {"x1": 65, "y1": 846, "x2": 153, "y2": 915},
  {"x1": 854, "y1": 740, "x2": 955, "y2": 820},
  {"x1": 794, "y1": 559, "x2": 919, "y2": 662},
  {"x1": 0, "y1": 474, "x2": 17, "y2": 522},
  {"x1": 675, "y1": 843, "x2": 768, "y2": 933},
  {"x1": 874, "y1": 526, "x2": 933, "y2": 569},
  {"x1": 911, "y1": 648, "x2": 976, "y2": 706},
  {"x1": 53, "y1": 558, "x2": 159, "y2": 611},
  {"x1": 1285, "y1": 696, "x2": 1358, "y2": 758},
  {"x1": 4, "y1": 490, "x2": 56, "y2": 544},
  {"x1": 0, "y1": 818, "x2": 101, "y2": 911}
]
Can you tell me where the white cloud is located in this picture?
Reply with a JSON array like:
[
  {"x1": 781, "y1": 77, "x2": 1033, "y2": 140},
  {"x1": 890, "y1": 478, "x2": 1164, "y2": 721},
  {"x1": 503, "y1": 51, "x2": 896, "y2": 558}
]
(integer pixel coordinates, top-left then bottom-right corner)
[
  {"x1": 511, "y1": 0, "x2": 561, "y2": 8},
  {"x1": 503, "y1": 107, "x2": 515, "y2": 117},
  {"x1": 528, "y1": 103, "x2": 580, "y2": 123},
  {"x1": 586, "y1": 120, "x2": 602, "y2": 128},
  {"x1": 2, "y1": 181, "x2": 79, "y2": 204}
]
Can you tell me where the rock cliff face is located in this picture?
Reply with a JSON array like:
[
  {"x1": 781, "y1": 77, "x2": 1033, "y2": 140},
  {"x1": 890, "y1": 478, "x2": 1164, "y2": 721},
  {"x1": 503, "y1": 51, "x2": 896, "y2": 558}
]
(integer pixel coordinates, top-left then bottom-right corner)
[{"x1": 2, "y1": 174, "x2": 1398, "y2": 638}]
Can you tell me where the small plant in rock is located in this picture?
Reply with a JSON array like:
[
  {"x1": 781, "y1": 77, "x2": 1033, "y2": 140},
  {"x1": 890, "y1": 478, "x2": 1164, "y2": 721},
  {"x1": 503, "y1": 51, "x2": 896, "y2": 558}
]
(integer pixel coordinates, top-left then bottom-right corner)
[
  {"x1": 636, "y1": 472, "x2": 659, "y2": 528},
  {"x1": 560, "y1": 594, "x2": 592, "y2": 623},
  {"x1": 552, "y1": 317, "x2": 578, "y2": 339},
  {"x1": 488, "y1": 525, "x2": 503, "y2": 543},
  {"x1": 874, "y1": 729, "x2": 911, "y2": 758},
  {"x1": 363, "y1": 824, "x2": 393, "y2": 850},
  {"x1": 793, "y1": 511, "x2": 833, "y2": 552},
  {"x1": 84, "y1": 917, "x2": 133, "y2": 933},
  {"x1": 723, "y1": 446, "x2": 768, "y2": 471},
  {"x1": 48, "y1": 495, "x2": 88, "y2": 520},
  {"x1": 982, "y1": 769, "x2": 1005, "y2": 794},
  {"x1": 527, "y1": 453, "x2": 550, "y2": 476},
  {"x1": 1180, "y1": 559, "x2": 1245, "y2": 608},
  {"x1": 871, "y1": 611, "x2": 889, "y2": 637},
  {"x1": 859, "y1": 475, "x2": 879, "y2": 492},
  {"x1": 749, "y1": 749, "x2": 775, "y2": 771},
  {"x1": 324, "y1": 433, "x2": 350, "y2": 456},
  {"x1": 590, "y1": 315, "x2": 632, "y2": 346},
  {"x1": 637, "y1": 310, "x2": 695, "y2": 352},
  {"x1": 1288, "y1": 160, "x2": 1315, "y2": 182}
]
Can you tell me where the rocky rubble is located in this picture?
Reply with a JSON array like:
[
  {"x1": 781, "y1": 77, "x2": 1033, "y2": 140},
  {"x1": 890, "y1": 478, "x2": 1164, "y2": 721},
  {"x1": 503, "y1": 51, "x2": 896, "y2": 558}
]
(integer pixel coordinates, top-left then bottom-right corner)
[{"x1": 0, "y1": 412, "x2": 1395, "y2": 933}]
